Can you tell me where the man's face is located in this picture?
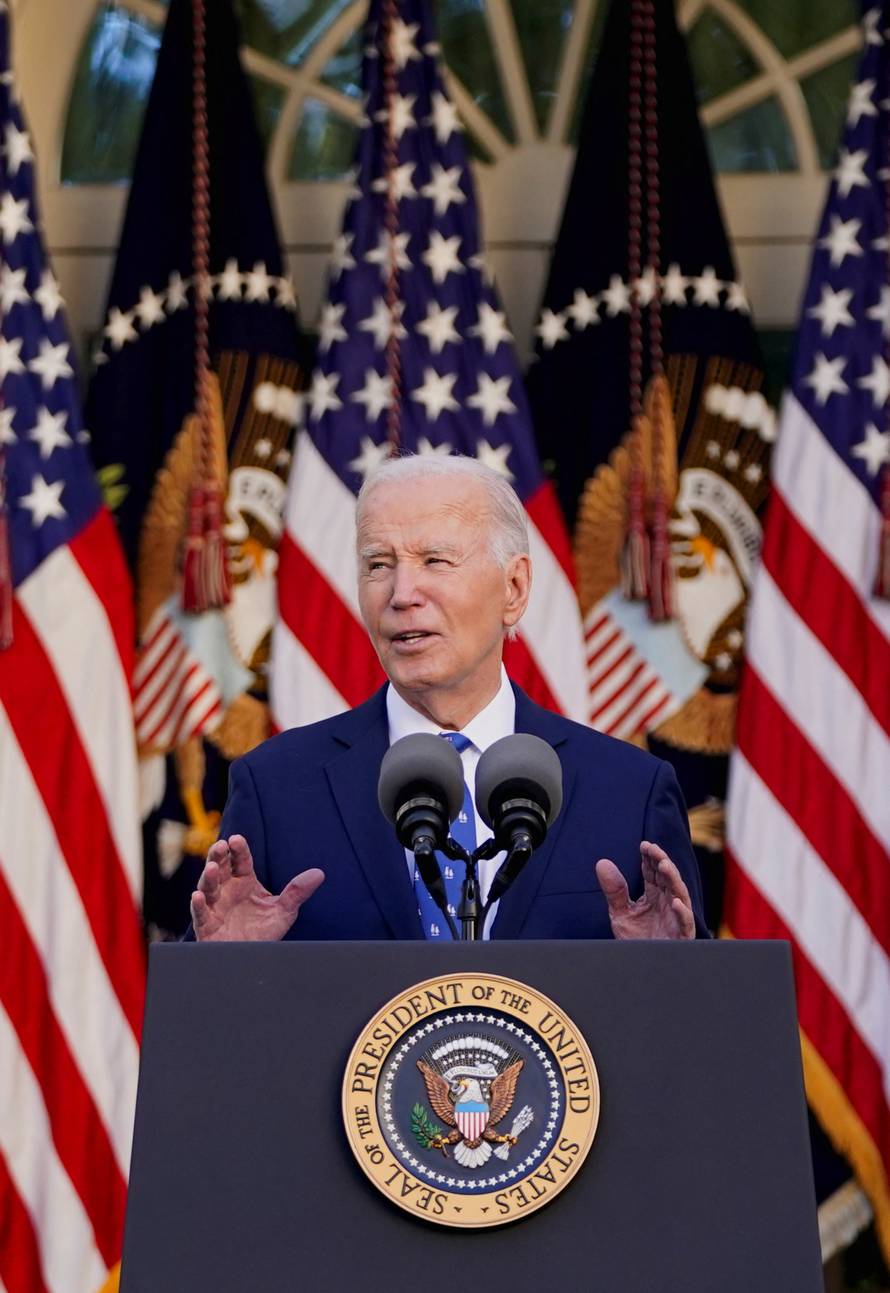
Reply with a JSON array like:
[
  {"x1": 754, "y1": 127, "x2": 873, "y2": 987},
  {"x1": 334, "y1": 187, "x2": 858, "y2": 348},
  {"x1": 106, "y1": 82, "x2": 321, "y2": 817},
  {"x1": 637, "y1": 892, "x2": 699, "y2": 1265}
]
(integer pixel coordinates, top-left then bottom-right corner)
[{"x1": 356, "y1": 476, "x2": 530, "y2": 705}]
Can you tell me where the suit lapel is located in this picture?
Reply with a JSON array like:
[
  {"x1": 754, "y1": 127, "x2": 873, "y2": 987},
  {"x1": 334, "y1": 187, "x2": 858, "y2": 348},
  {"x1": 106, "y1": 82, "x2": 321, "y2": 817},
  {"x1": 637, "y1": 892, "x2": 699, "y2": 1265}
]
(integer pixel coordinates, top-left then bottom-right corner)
[
  {"x1": 324, "y1": 690, "x2": 424, "y2": 940},
  {"x1": 491, "y1": 688, "x2": 577, "y2": 939}
]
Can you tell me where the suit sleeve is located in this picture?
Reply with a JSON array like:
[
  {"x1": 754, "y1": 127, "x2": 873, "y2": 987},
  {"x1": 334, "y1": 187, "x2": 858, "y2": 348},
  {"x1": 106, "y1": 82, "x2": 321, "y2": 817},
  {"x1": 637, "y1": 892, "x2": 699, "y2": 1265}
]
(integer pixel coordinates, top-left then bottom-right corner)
[
  {"x1": 181, "y1": 756, "x2": 270, "y2": 942},
  {"x1": 218, "y1": 756, "x2": 270, "y2": 888},
  {"x1": 643, "y1": 760, "x2": 711, "y2": 940}
]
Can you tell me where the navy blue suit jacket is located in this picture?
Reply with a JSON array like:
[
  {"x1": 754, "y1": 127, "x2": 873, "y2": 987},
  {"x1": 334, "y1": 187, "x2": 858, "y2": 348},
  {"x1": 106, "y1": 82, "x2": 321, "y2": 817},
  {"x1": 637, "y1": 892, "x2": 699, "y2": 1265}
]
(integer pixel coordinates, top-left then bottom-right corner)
[{"x1": 217, "y1": 684, "x2": 708, "y2": 940}]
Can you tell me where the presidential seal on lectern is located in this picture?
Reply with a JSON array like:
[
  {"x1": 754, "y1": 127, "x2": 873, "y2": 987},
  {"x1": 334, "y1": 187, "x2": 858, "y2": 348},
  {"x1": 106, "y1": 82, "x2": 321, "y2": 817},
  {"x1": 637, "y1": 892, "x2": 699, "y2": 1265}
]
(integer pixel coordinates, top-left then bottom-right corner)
[{"x1": 343, "y1": 973, "x2": 600, "y2": 1228}]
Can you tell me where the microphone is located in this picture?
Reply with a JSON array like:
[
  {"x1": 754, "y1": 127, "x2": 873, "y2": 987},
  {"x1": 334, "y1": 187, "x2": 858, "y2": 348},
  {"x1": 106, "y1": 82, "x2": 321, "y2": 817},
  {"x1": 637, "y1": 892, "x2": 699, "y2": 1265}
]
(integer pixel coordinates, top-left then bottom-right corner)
[
  {"x1": 474, "y1": 734, "x2": 563, "y2": 909},
  {"x1": 378, "y1": 734, "x2": 465, "y2": 934}
]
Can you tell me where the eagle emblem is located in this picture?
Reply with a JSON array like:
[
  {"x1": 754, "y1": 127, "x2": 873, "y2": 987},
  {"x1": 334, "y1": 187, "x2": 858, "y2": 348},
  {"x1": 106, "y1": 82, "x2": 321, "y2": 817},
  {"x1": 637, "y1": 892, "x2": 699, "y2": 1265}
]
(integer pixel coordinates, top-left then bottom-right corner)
[
  {"x1": 574, "y1": 362, "x2": 772, "y2": 761},
  {"x1": 413, "y1": 1034, "x2": 533, "y2": 1169}
]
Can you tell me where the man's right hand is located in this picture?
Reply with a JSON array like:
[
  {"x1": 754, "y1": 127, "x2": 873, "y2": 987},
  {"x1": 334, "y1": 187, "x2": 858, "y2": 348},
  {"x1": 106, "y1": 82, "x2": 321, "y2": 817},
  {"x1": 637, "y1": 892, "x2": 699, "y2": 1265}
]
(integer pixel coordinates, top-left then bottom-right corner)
[{"x1": 190, "y1": 835, "x2": 325, "y2": 942}]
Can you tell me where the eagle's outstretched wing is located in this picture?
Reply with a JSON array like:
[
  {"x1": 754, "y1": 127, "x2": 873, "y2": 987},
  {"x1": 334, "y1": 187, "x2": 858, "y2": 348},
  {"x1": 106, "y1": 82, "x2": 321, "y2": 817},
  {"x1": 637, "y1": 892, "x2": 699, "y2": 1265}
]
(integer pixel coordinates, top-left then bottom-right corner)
[
  {"x1": 574, "y1": 373, "x2": 678, "y2": 616},
  {"x1": 488, "y1": 1060, "x2": 524, "y2": 1126},
  {"x1": 416, "y1": 1061, "x2": 456, "y2": 1127}
]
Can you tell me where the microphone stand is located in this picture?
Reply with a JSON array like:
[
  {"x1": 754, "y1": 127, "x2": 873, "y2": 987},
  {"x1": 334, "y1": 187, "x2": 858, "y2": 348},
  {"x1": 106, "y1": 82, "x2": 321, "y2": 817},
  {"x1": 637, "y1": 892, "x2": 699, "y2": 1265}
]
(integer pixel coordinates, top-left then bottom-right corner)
[{"x1": 441, "y1": 837, "x2": 500, "y2": 940}]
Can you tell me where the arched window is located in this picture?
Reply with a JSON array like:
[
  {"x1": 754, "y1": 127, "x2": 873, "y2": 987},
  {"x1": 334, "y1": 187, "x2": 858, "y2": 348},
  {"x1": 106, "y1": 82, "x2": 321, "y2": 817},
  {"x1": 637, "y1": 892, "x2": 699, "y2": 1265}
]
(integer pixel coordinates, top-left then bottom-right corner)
[{"x1": 19, "y1": 0, "x2": 862, "y2": 350}]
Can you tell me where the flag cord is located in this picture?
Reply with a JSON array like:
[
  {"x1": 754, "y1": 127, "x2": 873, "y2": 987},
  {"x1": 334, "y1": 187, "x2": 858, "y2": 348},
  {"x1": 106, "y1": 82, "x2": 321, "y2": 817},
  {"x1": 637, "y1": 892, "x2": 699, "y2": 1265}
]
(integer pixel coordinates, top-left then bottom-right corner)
[
  {"x1": 381, "y1": 0, "x2": 403, "y2": 451},
  {"x1": 643, "y1": 0, "x2": 672, "y2": 621},
  {"x1": 622, "y1": 0, "x2": 650, "y2": 603},
  {"x1": 182, "y1": 0, "x2": 230, "y2": 612},
  {"x1": 621, "y1": 0, "x2": 672, "y2": 619}
]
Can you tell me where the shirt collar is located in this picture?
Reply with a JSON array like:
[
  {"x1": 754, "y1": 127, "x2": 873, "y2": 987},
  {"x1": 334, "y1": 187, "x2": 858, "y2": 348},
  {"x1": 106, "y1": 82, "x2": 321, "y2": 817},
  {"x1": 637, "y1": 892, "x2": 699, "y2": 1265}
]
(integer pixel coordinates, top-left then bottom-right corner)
[{"x1": 385, "y1": 666, "x2": 515, "y2": 751}]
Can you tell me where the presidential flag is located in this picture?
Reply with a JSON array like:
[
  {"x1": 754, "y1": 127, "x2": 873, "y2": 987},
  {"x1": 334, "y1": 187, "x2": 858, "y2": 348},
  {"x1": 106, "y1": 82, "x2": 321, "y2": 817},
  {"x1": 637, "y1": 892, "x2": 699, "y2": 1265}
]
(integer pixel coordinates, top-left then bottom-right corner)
[
  {"x1": 86, "y1": 0, "x2": 305, "y2": 937},
  {"x1": 725, "y1": 2, "x2": 890, "y2": 1262},
  {"x1": 271, "y1": 0, "x2": 587, "y2": 727},
  {"x1": 0, "y1": 11, "x2": 144, "y2": 1291},
  {"x1": 525, "y1": 0, "x2": 771, "y2": 930}
]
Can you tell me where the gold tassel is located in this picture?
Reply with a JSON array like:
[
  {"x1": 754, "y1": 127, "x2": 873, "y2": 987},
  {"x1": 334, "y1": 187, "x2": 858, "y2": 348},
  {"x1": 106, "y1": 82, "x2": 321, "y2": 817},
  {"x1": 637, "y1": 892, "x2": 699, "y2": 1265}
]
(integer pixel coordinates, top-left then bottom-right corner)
[
  {"x1": 180, "y1": 373, "x2": 231, "y2": 613},
  {"x1": 621, "y1": 466, "x2": 650, "y2": 601}
]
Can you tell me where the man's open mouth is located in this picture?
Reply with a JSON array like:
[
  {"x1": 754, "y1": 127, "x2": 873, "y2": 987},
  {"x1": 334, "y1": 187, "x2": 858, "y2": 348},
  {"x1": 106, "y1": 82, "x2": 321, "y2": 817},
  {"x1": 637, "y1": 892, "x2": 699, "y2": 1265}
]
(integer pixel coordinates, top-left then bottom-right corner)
[{"x1": 392, "y1": 631, "x2": 433, "y2": 642}]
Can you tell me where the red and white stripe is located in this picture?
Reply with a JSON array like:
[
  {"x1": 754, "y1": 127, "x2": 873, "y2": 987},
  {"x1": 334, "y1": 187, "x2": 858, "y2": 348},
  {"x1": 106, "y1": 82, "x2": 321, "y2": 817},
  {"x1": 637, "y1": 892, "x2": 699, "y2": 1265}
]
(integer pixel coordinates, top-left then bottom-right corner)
[
  {"x1": 583, "y1": 603, "x2": 677, "y2": 738},
  {"x1": 0, "y1": 508, "x2": 145, "y2": 1293},
  {"x1": 133, "y1": 606, "x2": 222, "y2": 752},
  {"x1": 456, "y1": 1108, "x2": 489, "y2": 1142},
  {"x1": 725, "y1": 392, "x2": 890, "y2": 1250},
  {"x1": 270, "y1": 432, "x2": 589, "y2": 728}
]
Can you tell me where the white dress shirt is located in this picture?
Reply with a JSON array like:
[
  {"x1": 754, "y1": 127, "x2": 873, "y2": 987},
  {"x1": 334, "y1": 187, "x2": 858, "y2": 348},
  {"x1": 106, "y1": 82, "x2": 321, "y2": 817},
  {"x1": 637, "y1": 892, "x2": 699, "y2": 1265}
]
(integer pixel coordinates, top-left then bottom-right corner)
[{"x1": 385, "y1": 666, "x2": 515, "y2": 938}]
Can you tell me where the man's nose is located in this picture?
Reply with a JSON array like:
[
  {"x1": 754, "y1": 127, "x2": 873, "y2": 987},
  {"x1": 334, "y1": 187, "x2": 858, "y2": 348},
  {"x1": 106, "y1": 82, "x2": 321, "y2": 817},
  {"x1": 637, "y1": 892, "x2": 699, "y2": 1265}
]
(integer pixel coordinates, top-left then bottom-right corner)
[{"x1": 389, "y1": 562, "x2": 424, "y2": 607}]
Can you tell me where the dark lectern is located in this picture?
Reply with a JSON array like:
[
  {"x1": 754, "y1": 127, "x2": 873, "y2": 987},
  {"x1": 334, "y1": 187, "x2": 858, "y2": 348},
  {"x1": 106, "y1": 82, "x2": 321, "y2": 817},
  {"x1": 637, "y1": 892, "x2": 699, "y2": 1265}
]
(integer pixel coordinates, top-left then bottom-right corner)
[{"x1": 121, "y1": 941, "x2": 822, "y2": 1292}]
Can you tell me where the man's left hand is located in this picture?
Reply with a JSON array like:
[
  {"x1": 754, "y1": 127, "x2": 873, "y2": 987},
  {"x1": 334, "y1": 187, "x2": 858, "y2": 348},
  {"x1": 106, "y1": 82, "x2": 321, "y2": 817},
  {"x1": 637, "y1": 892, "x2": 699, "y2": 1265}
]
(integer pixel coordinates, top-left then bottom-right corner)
[{"x1": 595, "y1": 841, "x2": 695, "y2": 940}]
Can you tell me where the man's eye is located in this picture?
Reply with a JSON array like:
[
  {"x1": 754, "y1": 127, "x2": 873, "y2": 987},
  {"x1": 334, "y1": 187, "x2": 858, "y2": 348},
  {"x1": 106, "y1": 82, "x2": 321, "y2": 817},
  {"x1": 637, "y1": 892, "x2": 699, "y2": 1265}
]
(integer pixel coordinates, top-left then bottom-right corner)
[{"x1": 425, "y1": 556, "x2": 447, "y2": 565}]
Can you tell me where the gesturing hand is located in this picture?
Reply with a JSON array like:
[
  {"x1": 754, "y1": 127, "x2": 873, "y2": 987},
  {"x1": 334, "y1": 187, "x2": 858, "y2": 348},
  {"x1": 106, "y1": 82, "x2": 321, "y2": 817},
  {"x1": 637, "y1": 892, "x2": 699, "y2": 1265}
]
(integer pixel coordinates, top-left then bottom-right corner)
[
  {"x1": 190, "y1": 834, "x2": 325, "y2": 942},
  {"x1": 595, "y1": 841, "x2": 695, "y2": 941}
]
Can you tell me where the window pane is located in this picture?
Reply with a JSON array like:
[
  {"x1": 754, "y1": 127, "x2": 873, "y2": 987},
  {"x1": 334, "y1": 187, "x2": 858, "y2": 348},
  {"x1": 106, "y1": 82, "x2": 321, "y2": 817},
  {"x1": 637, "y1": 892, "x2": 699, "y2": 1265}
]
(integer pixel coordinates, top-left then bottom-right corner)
[
  {"x1": 734, "y1": 0, "x2": 858, "y2": 59},
  {"x1": 247, "y1": 75, "x2": 286, "y2": 153},
  {"x1": 320, "y1": 22, "x2": 363, "y2": 99},
  {"x1": 288, "y1": 97, "x2": 358, "y2": 179},
  {"x1": 438, "y1": 0, "x2": 514, "y2": 143},
  {"x1": 707, "y1": 96, "x2": 797, "y2": 172},
  {"x1": 567, "y1": 0, "x2": 611, "y2": 145},
  {"x1": 61, "y1": 4, "x2": 160, "y2": 185},
  {"x1": 758, "y1": 329, "x2": 795, "y2": 405},
  {"x1": 687, "y1": 9, "x2": 759, "y2": 106},
  {"x1": 234, "y1": 0, "x2": 355, "y2": 69},
  {"x1": 509, "y1": 0, "x2": 574, "y2": 132},
  {"x1": 800, "y1": 54, "x2": 857, "y2": 169}
]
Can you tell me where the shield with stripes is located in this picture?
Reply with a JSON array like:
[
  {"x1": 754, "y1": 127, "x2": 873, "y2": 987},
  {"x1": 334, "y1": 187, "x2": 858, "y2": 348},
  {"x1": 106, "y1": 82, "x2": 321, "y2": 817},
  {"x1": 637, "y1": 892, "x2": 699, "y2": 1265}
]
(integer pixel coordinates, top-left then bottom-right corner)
[{"x1": 455, "y1": 1102, "x2": 490, "y2": 1143}]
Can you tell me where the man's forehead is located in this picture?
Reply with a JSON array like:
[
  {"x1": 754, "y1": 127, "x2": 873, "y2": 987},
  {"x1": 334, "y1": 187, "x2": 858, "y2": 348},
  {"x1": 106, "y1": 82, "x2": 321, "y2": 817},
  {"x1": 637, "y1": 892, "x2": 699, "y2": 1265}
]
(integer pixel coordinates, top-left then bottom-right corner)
[{"x1": 357, "y1": 477, "x2": 490, "y2": 533}]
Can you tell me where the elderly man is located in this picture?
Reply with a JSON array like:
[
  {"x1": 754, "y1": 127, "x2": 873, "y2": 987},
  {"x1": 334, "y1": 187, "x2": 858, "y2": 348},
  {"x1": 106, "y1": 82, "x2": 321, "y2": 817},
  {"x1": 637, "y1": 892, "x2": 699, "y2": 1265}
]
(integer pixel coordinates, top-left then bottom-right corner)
[{"x1": 191, "y1": 454, "x2": 706, "y2": 942}]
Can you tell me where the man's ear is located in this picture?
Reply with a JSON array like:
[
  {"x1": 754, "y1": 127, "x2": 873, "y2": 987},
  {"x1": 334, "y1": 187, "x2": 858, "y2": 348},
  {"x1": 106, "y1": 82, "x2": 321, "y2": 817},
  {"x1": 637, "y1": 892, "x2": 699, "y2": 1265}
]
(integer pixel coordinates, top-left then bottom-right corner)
[{"x1": 502, "y1": 553, "x2": 532, "y2": 632}]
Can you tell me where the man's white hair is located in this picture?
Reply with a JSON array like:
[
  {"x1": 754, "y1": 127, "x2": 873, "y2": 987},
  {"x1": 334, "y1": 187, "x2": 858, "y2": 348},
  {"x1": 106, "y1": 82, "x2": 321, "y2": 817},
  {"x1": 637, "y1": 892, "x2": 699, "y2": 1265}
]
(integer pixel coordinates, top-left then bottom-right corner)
[{"x1": 355, "y1": 453, "x2": 529, "y2": 568}]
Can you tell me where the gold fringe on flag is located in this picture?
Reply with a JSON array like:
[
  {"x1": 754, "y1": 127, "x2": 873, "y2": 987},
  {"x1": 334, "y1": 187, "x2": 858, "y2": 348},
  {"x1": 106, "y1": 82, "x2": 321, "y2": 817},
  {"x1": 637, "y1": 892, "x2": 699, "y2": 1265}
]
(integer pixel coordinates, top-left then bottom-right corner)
[
  {"x1": 95, "y1": 1261, "x2": 121, "y2": 1293},
  {"x1": 721, "y1": 927, "x2": 890, "y2": 1265},
  {"x1": 800, "y1": 1030, "x2": 890, "y2": 1265}
]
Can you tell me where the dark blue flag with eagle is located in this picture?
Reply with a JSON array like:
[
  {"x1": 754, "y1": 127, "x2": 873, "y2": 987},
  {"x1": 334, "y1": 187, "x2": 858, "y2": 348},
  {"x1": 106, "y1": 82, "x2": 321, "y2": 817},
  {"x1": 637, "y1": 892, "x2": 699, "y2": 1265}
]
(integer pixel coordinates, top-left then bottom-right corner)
[
  {"x1": 526, "y1": 0, "x2": 772, "y2": 931},
  {"x1": 86, "y1": 0, "x2": 307, "y2": 937}
]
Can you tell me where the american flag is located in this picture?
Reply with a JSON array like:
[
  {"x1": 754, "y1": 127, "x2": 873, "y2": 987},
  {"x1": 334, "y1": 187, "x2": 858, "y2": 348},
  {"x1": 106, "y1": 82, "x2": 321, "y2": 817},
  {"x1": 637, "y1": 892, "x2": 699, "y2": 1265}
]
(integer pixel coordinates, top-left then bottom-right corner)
[
  {"x1": 725, "y1": 3, "x2": 890, "y2": 1261},
  {"x1": 0, "y1": 11, "x2": 144, "y2": 1291},
  {"x1": 270, "y1": 0, "x2": 587, "y2": 727}
]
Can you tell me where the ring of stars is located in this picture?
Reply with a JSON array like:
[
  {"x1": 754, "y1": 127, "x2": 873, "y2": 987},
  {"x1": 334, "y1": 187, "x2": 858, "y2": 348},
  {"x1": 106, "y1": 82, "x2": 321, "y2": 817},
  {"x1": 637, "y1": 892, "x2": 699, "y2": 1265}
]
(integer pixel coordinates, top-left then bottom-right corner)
[
  {"x1": 378, "y1": 1012, "x2": 562, "y2": 1192},
  {"x1": 535, "y1": 265, "x2": 751, "y2": 351},
  {"x1": 93, "y1": 264, "x2": 299, "y2": 365}
]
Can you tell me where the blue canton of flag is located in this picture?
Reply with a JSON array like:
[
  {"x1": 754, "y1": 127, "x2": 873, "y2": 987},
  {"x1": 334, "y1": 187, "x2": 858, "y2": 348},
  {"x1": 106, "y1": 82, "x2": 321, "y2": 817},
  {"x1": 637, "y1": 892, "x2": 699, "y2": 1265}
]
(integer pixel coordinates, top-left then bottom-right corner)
[
  {"x1": 793, "y1": 5, "x2": 890, "y2": 494},
  {"x1": 273, "y1": 0, "x2": 588, "y2": 729},
  {"x1": 0, "y1": 45, "x2": 96, "y2": 585},
  {"x1": 306, "y1": 2, "x2": 538, "y2": 489}
]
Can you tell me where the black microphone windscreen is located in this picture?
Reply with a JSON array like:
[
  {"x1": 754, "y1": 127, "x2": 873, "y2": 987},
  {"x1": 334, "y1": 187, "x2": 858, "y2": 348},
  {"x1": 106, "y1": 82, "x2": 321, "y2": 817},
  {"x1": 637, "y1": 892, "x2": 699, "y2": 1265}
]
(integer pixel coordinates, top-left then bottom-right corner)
[
  {"x1": 474, "y1": 734, "x2": 563, "y2": 828},
  {"x1": 377, "y1": 733, "x2": 466, "y2": 825}
]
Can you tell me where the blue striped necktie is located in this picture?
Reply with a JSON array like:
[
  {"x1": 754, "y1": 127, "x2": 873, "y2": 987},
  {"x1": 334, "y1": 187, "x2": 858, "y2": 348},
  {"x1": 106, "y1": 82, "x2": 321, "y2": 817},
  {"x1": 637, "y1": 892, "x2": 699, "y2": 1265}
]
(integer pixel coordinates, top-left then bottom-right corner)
[{"x1": 414, "y1": 732, "x2": 476, "y2": 940}]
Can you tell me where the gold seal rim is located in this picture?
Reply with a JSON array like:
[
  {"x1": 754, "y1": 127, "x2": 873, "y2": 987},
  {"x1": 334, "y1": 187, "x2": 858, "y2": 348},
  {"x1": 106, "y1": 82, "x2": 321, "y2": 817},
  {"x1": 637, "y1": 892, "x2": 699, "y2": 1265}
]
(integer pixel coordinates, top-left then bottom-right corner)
[{"x1": 342, "y1": 971, "x2": 600, "y2": 1229}]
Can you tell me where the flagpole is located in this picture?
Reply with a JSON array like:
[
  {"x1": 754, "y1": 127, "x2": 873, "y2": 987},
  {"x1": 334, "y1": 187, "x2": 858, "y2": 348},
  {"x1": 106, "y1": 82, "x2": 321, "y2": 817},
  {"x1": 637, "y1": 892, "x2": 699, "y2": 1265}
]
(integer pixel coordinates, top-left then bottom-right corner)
[
  {"x1": 182, "y1": 0, "x2": 231, "y2": 612},
  {"x1": 381, "y1": 0, "x2": 403, "y2": 453}
]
